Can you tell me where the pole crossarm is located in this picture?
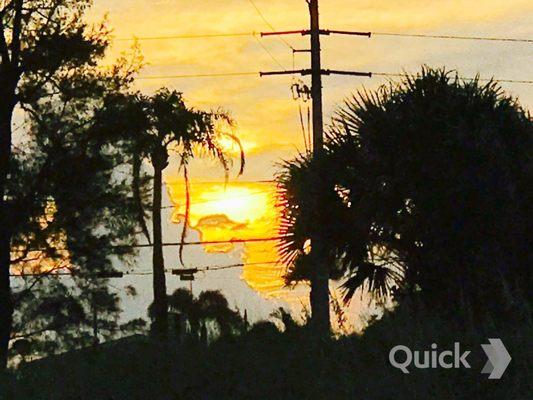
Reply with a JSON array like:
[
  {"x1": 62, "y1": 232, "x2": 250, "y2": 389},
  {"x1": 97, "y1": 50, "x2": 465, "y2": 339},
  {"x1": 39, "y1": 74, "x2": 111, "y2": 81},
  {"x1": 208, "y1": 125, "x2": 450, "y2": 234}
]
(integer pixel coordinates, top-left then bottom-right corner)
[
  {"x1": 261, "y1": 30, "x2": 307, "y2": 37},
  {"x1": 261, "y1": 29, "x2": 371, "y2": 37},
  {"x1": 260, "y1": 69, "x2": 311, "y2": 76},
  {"x1": 260, "y1": 69, "x2": 372, "y2": 77},
  {"x1": 324, "y1": 69, "x2": 372, "y2": 77},
  {"x1": 171, "y1": 268, "x2": 199, "y2": 276},
  {"x1": 323, "y1": 29, "x2": 371, "y2": 37}
]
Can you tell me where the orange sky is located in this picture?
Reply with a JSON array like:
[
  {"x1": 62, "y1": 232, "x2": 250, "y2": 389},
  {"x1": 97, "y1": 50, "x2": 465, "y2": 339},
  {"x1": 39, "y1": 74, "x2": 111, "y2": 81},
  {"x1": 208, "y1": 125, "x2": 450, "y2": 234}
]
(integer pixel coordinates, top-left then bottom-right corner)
[
  {"x1": 89, "y1": 0, "x2": 533, "y2": 183},
  {"x1": 85, "y1": 1, "x2": 532, "y2": 324}
]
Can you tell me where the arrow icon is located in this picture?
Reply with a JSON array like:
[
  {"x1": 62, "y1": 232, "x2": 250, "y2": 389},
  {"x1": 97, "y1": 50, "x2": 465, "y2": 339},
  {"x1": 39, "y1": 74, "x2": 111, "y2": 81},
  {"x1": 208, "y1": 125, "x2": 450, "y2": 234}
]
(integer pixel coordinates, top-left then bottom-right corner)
[{"x1": 481, "y1": 338, "x2": 512, "y2": 379}]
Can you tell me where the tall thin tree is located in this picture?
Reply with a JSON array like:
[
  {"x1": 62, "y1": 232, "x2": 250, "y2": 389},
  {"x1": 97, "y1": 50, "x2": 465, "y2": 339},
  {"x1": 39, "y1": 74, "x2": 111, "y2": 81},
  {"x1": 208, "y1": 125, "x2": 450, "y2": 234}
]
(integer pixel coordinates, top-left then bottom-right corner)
[{"x1": 128, "y1": 89, "x2": 244, "y2": 339}]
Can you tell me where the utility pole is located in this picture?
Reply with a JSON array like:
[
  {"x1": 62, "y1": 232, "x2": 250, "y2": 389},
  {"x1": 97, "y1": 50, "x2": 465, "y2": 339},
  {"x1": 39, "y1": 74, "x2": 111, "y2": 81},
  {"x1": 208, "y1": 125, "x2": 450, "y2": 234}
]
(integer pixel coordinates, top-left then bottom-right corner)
[
  {"x1": 309, "y1": 0, "x2": 323, "y2": 152},
  {"x1": 260, "y1": 0, "x2": 371, "y2": 335},
  {"x1": 308, "y1": 0, "x2": 329, "y2": 335}
]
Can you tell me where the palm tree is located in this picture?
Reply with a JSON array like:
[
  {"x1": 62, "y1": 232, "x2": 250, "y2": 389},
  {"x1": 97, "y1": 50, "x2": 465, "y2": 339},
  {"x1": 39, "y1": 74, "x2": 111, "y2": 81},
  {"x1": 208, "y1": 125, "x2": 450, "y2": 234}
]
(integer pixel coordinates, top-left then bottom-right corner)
[
  {"x1": 129, "y1": 89, "x2": 244, "y2": 339},
  {"x1": 277, "y1": 67, "x2": 532, "y2": 318},
  {"x1": 149, "y1": 289, "x2": 244, "y2": 340}
]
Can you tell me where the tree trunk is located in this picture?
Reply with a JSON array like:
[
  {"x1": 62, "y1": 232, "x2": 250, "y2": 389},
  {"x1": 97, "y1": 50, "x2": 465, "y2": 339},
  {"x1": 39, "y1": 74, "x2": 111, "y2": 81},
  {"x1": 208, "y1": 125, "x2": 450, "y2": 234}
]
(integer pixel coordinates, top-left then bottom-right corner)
[
  {"x1": 151, "y1": 164, "x2": 168, "y2": 339},
  {"x1": 310, "y1": 237, "x2": 330, "y2": 336},
  {"x1": 0, "y1": 227, "x2": 12, "y2": 370},
  {"x1": 0, "y1": 110, "x2": 13, "y2": 370}
]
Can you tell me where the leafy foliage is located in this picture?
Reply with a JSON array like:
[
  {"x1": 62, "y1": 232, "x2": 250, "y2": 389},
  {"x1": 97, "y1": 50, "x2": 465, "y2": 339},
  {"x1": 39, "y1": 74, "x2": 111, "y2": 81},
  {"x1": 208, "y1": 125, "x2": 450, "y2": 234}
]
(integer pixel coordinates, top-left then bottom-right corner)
[
  {"x1": 148, "y1": 289, "x2": 245, "y2": 340},
  {"x1": 123, "y1": 88, "x2": 245, "y2": 251},
  {"x1": 277, "y1": 68, "x2": 532, "y2": 318},
  {"x1": 4, "y1": 3, "x2": 147, "y2": 359}
]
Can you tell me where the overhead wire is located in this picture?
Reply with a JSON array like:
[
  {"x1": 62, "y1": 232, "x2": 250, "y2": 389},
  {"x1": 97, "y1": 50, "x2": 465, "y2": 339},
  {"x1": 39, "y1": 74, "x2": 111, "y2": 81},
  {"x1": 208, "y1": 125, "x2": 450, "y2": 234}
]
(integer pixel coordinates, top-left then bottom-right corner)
[
  {"x1": 115, "y1": 32, "x2": 255, "y2": 41},
  {"x1": 10, "y1": 260, "x2": 281, "y2": 278},
  {"x1": 247, "y1": 0, "x2": 296, "y2": 51},
  {"x1": 165, "y1": 179, "x2": 275, "y2": 185},
  {"x1": 253, "y1": 33, "x2": 287, "y2": 70},
  {"x1": 372, "y1": 72, "x2": 533, "y2": 85},
  {"x1": 137, "y1": 71, "x2": 533, "y2": 85},
  {"x1": 160, "y1": 187, "x2": 277, "y2": 210},
  {"x1": 126, "y1": 236, "x2": 284, "y2": 249},
  {"x1": 371, "y1": 31, "x2": 533, "y2": 43},
  {"x1": 137, "y1": 72, "x2": 259, "y2": 80},
  {"x1": 114, "y1": 30, "x2": 533, "y2": 45}
]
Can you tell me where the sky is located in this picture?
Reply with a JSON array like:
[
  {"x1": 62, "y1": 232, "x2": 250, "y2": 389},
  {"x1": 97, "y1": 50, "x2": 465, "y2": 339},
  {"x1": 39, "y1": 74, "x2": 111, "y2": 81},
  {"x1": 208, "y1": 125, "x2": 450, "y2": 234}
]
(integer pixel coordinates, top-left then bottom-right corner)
[
  {"x1": 88, "y1": 0, "x2": 533, "y2": 182},
  {"x1": 83, "y1": 0, "x2": 533, "y2": 325}
]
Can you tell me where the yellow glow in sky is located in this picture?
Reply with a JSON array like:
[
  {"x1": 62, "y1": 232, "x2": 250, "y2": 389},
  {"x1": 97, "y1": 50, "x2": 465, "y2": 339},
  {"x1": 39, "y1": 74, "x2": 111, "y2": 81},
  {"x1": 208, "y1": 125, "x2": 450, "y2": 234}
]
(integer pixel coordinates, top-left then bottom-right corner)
[
  {"x1": 89, "y1": 0, "x2": 533, "y2": 182},
  {"x1": 167, "y1": 181, "x2": 294, "y2": 297},
  {"x1": 86, "y1": 0, "x2": 532, "y2": 319}
]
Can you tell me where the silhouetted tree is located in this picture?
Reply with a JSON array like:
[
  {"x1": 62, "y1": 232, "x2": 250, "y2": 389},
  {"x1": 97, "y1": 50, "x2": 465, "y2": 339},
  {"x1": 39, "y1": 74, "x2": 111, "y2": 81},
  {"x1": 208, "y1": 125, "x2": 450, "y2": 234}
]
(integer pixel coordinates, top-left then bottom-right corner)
[
  {"x1": 127, "y1": 90, "x2": 244, "y2": 339},
  {"x1": 149, "y1": 289, "x2": 244, "y2": 340},
  {"x1": 278, "y1": 68, "x2": 532, "y2": 321},
  {"x1": 7, "y1": 51, "x2": 150, "y2": 358},
  {"x1": 0, "y1": 0, "x2": 118, "y2": 370}
]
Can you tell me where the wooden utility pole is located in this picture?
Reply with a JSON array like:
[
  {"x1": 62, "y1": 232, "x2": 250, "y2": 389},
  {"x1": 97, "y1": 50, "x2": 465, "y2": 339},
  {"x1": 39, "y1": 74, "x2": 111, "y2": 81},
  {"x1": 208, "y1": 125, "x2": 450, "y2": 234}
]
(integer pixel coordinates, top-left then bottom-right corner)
[
  {"x1": 308, "y1": 0, "x2": 330, "y2": 335},
  {"x1": 309, "y1": 0, "x2": 323, "y2": 152},
  {"x1": 260, "y1": 0, "x2": 371, "y2": 335}
]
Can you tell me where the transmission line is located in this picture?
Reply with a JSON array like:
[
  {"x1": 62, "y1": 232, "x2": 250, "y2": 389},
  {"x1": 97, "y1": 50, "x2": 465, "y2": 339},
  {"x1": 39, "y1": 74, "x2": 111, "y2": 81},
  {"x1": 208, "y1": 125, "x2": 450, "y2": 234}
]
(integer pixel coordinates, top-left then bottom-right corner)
[
  {"x1": 137, "y1": 72, "x2": 259, "y2": 80},
  {"x1": 114, "y1": 30, "x2": 533, "y2": 44},
  {"x1": 115, "y1": 32, "x2": 254, "y2": 41},
  {"x1": 253, "y1": 33, "x2": 287, "y2": 70},
  {"x1": 125, "y1": 236, "x2": 284, "y2": 249},
  {"x1": 372, "y1": 72, "x2": 533, "y2": 85},
  {"x1": 161, "y1": 187, "x2": 276, "y2": 209},
  {"x1": 166, "y1": 179, "x2": 275, "y2": 185},
  {"x1": 138, "y1": 71, "x2": 533, "y2": 85},
  {"x1": 247, "y1": 0, "x2": 295, "y2": 51},
  {"x1": 10, "y1": 260, "x2": 281, "y2": 278},
  {"x1": 372, "y1": 31, "x2": 533, "y2": 43}
]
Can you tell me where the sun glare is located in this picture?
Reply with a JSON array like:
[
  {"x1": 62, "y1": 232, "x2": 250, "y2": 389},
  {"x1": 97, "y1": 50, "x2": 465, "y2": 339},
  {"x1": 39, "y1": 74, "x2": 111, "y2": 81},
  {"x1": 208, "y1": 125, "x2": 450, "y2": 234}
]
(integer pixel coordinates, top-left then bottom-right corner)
[{"x1": 167, "y1": 181, "x2": 296, "y2": 299}]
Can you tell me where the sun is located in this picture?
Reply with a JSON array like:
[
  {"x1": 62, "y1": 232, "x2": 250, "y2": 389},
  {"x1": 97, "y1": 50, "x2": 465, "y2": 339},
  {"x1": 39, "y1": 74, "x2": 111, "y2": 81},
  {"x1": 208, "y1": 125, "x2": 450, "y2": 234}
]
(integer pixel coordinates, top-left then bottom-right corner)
[
  {"x1": 167, "y1": 181, "x2": 294, "y2": 298},
  {"x1": 168, "y1": 182, "x2": 277, "y2": 239}
]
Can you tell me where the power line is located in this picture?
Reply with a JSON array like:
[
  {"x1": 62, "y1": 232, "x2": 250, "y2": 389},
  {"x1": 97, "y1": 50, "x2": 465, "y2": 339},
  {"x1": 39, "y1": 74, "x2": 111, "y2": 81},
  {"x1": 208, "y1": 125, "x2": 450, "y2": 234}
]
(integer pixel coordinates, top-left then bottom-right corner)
[
  {"x1": 161, "y1": 187, "x2": 276, "y2": 209},
  {"x1": 14, "y1": 236, "x2": 286, "y2": 255},
  {"x1": 123, "y1": 29, "x2": 289, "y2": 71},
  {"x1": 253, "y1": 34, "x2": 287, "y2": 70},
  {"x1": 115, "y1": 32, "x2": 254, "y2": 41},
  {"x1": 125, "y1": 236, "x2": 284, "y2": 249},
  {"x1": 138, "y1": 71, "x2": 533, "y2": 85},
  {"x1": 372, "y1": 72, "x2": 533, "y2": 85},
  {"x1": 10, "y1": 260, "x2": 281, "y2": 278},
  {"x1": 247, "y1": 0, "x2": 295, "y2": 51},
  {"x1": 198, "y1": 260, "x2": 279, "y2": 272},
  {"x1": 137, "y1": 72, "x2": 259, "y2": 80},
  {"x1": 113, "y1": 30, "x2": 533, "y2": 44},
  {"x1": 372, "y1": 31, "x2": 533, "y2": 44},
  {"x1": 166, "y1": 179, "x2": 275, "y2": 185}
]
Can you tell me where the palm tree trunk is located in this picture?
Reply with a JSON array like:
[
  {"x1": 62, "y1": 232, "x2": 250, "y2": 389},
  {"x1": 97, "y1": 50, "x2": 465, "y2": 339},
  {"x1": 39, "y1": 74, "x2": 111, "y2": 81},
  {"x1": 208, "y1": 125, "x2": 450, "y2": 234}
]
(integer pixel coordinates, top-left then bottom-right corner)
[
  {"x1": 152, "y1": 165, "x2": 168, "y2": 339},
  {"x1": 310, "y1": 238, "x2": 330, "y2": 336}
]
